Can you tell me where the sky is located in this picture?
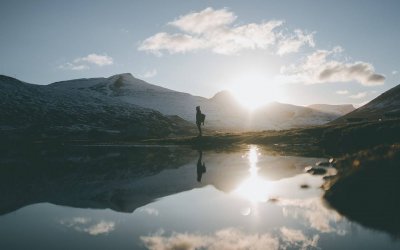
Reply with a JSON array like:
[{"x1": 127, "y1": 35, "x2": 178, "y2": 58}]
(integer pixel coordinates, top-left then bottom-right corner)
[{"x1": 1, "y1": 0, "x2": 399, "y2": 107}]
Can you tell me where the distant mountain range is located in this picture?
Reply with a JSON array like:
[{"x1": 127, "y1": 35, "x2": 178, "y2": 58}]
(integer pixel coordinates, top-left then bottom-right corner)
[
  {"x1": 332, "y1": 84, "x2": 400, "y2": 124},
  {"x1": 307, "y1": 104, "x2": 355, "y2": 116},
  {"x1": 43, "y1": 73, "x2": 353, "y2": 130},
  {"x1": 6, "y1": 72, "x2": 396, "y2": 141}
]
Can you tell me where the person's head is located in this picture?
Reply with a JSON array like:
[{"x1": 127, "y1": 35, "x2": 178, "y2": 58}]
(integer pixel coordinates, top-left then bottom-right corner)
[{"x1": 196, "y1": 106, "x2": 200, "y2": 112}]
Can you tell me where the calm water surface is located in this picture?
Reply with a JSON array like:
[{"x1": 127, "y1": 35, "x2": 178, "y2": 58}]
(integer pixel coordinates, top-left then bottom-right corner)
[{"x1": 0, "y1": 145, "x2": 399, "y2": 249}]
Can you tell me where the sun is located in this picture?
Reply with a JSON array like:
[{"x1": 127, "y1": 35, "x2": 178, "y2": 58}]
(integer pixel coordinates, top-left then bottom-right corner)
[{"x1": 229, "y1": 72, "x2": 282, "y2": 110}]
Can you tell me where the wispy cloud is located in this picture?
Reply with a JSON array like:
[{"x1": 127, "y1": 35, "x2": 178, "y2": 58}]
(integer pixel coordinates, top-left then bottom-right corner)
[
  {"x1": 138, "y1": 7, "x2": 313, "y2": 56},
  {"x1": 60, "y1": 217, "x2": 115, "y2": 236},
  {"x1": 336, "y1": 90, "x2": 349, "y2": 95},
  {"x1": 169, "y1": 7, "x2": 237, "y2": 34},
  {"x1": 141, "y1": 69, "x2": 158, "y2": 78},
  {"x1": 278, "y1": 198, "x2": 344, "y2": 234},
  {"x1": 355, "y1": 101, "x2": 369, "y2": 108},
  {"x1": 277, "y1": 30, "x2": 315, "y2": 55},
  {"x1": 139, "y1": 207, "x2": 159, "y2": 216},
  {"x1": 279, "y1": 47, "x2": 385, "y2": 86},
  {"x1": 138, "y1": 33, "x2": 206, "y2": 55},
  {"x1": 60, "y1": 217, "x2": 90, "y2": 226},
  {"x1": 141, "y1": 228, "x2": 278, "y2": 250},
  {"x1": 58, "y1": 63, "x2": 89, "y2": 71},
  {"x1": 120, "y1": 28, "x2": 129, "y2": 34},
  {"x1": 280, "y1": 227, "x2": 319, "y2": 249},
  {"x1": 84, "y1": 221, "x2": 115, "y2": 236},
  {"x1": 59, "y1": 53, "x2": 113, "y2": 70},
  {"x1": 141, "y1": 227, "x2": 320, "y2": 250},
  {"x1": 392, "y1": 70, "x2": 398, "y2": 75},
  {"x1": 74, "y1": 53, "x2": 113, "y2": 66},
  {"x1": 349, "y1": 92, "x2": 367, "y2": 99}
]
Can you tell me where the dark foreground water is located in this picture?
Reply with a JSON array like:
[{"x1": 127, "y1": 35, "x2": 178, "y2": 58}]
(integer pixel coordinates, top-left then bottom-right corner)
[{"x1": 0, "y1": 145, "x2": 399, "y2": 249}]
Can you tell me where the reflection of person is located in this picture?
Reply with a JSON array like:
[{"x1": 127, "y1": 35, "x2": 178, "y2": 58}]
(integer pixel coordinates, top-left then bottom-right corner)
[
  {"x1": 195, "y1": 106, "x2": 204, "y2": 137},
  {"x1": 197, "y1": 150, "x2": 206, "y2": 182}
]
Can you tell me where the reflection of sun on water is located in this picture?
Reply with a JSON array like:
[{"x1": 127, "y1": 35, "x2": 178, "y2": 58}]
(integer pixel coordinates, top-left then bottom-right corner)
[{"x1": 234, "y1": 146, "x2": 270, "y2": 203}]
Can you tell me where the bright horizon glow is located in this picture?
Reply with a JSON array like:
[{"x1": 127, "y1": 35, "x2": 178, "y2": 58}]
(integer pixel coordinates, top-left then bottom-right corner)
[{"x1": 229, "y1": 72, "x2": 283, "y2": 110}]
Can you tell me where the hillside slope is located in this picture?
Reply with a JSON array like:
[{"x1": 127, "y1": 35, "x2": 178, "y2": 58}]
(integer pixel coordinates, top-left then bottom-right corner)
[
  {"x1": 0, "y1": 75, "x2": 195, "y2": 141},
  {"x1": 308, "y1": 104, "x2": 355, "y2": 116},
  {"x1": 332, "y1": 84, "x2": 400, "y2": 123}
]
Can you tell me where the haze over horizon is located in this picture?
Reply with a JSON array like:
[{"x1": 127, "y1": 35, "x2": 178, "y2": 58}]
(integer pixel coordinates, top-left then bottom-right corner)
[{"x1": 1, "y1": 0, "x2": 399, "y2": 107}]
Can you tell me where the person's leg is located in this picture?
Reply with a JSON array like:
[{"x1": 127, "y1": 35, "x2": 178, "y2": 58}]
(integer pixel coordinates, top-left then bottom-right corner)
[
  {"x1": 197, "y1": 123, "x2": 202, "y2": 136},
  {"x1": 196, "y1": 123, "x2": 200, "y2": 136}
]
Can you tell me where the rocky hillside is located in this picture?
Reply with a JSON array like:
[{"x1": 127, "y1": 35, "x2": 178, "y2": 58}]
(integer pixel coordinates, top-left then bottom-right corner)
[
  {"x1": 332, "y1": 84, "x2": 400, "y2": 123},
  {"x1": 0, "y1": 75, "x2": 195, "y2": 141}
]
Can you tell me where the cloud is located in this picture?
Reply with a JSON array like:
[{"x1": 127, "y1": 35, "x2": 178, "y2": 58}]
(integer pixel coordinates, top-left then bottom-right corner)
[
  {"x1": 139, "y1": 7, "x2": 313, "y2": 56},
  {"x1": 58, "y1": 63, "x2": 89, "y2": 71},
  {"x1": 59, "y1": 53, "x2": 113, "y2": 70},
  {"x1": 59, "y1": 217, "x2": 115, "y2": 236},
  {"x1": 60, "y1": 217, "x2": 90, "y2": 226},
  {"x1": 141, "y1": 228, "x2": 278, "y2": 250},
  {"x1": 277, "y1": 30, "x2": 315, "y2": 55},
  {"x1": 141, "y1": 69, "x2": 158, "y2": 78},
  {"x1": 139, "y1": 207, "x2": 159, "y2": 216},
  {"x1": 74, "y1": 53, "x2": 113, "y2": 66},
  {"x1": 83, "y1": 221, "x2": 115, "y2": 236},
  {"x1": 336, "y1": 90, "x2": 349, "y2": 95},
  {"x1": 120, "y1": 28, "x2": 129, "y2": 33},
  {"x1": 349, "y1": 92, "x2": 367, "y2": 99},
  {"x1": 392, "y1": 70, "x2": 398, "y2": 75},
  {"x1": 138, "y1": 33, "x2": 206, "y2": 55},
  {"x1": 278, "y1": 198, "x2": 345, "y2": 234},
  {"x1": 169, "y1": 7, "x2": 236, "y2": 34},
  {"x1": 354, "y1": 101, "x2": 369, "y2": 108},
  {"x1": 280, "y1": 227, "x2": 319, "y2": 250},
  {"x1": 141, "y1": 227, "x2": 322, "y2": 250},
  {"x1": 279, "y1": 47, "x2": 385, "y2": 86}
]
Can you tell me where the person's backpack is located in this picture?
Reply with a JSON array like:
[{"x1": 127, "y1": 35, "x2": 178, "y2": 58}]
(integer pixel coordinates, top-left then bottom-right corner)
[{"x1": 200, "y1": 113, "x2": 206, "y2": 125}]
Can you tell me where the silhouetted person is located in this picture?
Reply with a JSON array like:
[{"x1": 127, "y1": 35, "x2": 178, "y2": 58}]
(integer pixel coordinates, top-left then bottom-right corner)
[
  {"x1": 197, "y1": 150, "x2": 206, "y2": 182},
  {"x1": 196, "y1": 106, "x2": 205, "y2": 137}
]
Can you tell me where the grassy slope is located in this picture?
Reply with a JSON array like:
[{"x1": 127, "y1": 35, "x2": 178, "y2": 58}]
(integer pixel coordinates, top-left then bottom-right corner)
[{"x1": 146, "y1": 119, "x2": 400, "y2": 155}]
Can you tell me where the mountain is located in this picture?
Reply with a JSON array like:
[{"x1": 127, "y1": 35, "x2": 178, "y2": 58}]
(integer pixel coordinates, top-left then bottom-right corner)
[
  {"x1": 0, "y1": 145, "x2": 197, "y2": 215},
  {"x1": 248, "y1": 102, "x2": 338, "y2": 130},
  {"x1": 308, "y1": 104, "x2": 355, "y2": 116},
  {"x1": 332, "y1": 84, "x2": 400, "y2": 123},
  {"x1": 0, "y1": 73, "x2": 346, "y2": 139},
  {"x1": 49, "y1": 73, "x2": 340, "y2": 131},
  {"x1": 0, "y1": 75, "x2": 195, "y2": 141}
]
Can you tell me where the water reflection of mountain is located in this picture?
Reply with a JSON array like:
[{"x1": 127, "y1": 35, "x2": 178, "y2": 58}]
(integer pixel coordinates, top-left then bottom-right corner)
[
  {"x1": 0, "y1": 146, "x2": 322, "y2": 216},
  {"x1": 0, "y1": 145, "x2": 197, "y2": 215}
]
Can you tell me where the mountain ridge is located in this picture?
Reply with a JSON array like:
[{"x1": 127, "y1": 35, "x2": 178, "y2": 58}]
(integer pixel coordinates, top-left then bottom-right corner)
[
  {"x1": 308, "y1": 104, "x2": 355, "y2": 116},
  {"x1": 0, "y1": 74, "x2": 196, "y2": 141},
  {"x1": 1, "y1": 73, "x2": 364, "y2": 135},
  {"x1": 331, "y1": 83, "x2": 400, "y2": 123},
  {"x1": 47, "y1": 73, "x2": 344, "y2": 130}
]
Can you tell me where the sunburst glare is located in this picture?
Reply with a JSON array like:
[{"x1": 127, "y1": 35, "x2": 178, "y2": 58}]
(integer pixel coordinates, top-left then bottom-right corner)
[
  {"x1": 229, "y1": 71, "x2": 283, "y2": 110},
  {"x1": 234, "y1": 146, "x2": 270, "y2": 203}
]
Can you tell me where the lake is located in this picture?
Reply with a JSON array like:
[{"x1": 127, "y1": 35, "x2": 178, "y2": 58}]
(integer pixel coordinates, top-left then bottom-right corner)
[{"x1": 0, "y1": 144, "x2": 399, "y2": 249}]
